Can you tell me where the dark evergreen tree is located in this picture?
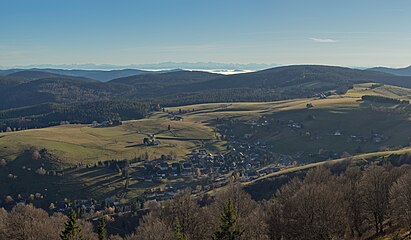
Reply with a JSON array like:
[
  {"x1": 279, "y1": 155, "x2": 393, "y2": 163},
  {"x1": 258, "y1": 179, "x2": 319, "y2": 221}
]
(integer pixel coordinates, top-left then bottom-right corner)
[
  {"x1": 174, "y1": 218, "x2": 187, "y2": 240},
  {"x1": 60, "y1": 211, "x2": 82, "y2": 240},
  {"x1": 213, "y1": 199, "x2": 243, "y2": 240},
  {"x1": 97, "y1": 217, "x2": 108, "y2": 240}
]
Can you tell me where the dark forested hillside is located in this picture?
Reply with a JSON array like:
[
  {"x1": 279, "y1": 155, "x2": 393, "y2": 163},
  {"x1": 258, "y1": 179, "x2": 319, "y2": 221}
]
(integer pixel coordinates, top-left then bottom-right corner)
[
  {"x1": 0, "y1": 77, "x2": 124, "y2": 110},
  {"x1": 6, "y1": 70, "x2": 97, "y2": 82},
  {"x1": 110, "y1": 70, "x2": 222, "y2": 86},
  {"x1": 32, "y1": 68, "x2": 151, "y2": 82},
  {"x1": 0, "y1": 68, "x2": 183, "y2": 82},
  {"x1": 134, "y1": 65, "x2": 411, "y2": 103},
  {"x1": 0, "y1": 101, "x2": 156, "y2": 131},
  {"x1": 184, "y1": 65, "x2": 411, "y2": 90},
  {"x1": 2, "y1": 65, "x2": 411, "y2": 130},
  {"x1": 369, "y1": 65, "x2": 411, "y2": 77}
]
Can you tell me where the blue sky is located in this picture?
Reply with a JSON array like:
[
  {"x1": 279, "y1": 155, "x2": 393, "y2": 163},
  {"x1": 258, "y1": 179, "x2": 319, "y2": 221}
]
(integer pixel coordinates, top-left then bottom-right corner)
[{"x1": 1, "y1": 0, "x2": 411, "y2": 68}]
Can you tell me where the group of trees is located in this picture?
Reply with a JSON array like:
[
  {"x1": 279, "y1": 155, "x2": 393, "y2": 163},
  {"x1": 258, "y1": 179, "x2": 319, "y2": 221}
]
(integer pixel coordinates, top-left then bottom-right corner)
[
  {"x1": 130, "y1": 163, "x2": 411, "y2": 240},
  {"x1": 362, "y1": 95, "x2": 410, "y2": 105},
  {"x1": 2, "y1": 162, "x2": 411, "y2": 239},
  {"x1": 0, "y1": 101, "x2": 157, "y2": 132},
  {"x1": 0, "y1": 205, "x2": 96, "y2": 240}
]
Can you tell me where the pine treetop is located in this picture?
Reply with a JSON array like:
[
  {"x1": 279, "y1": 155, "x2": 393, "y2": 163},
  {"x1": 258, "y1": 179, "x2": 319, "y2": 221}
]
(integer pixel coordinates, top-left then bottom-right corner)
[
  {"x1": 174, "y1": 217, "x2": 188, "y2": 240},
  {"x1": 98, "y1": 217, "x2": 108, "y2": 240},
  {"x1": 213, "y1": 199, "x2": 243, "y2": 240},
  {"x1": 60, "y1": 211, "x2": 82, "y2": 240}
]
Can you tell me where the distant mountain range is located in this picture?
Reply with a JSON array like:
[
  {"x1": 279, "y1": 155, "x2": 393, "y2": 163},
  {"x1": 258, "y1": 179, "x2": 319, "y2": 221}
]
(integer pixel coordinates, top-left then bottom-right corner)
[
  {"x1": 0, "y1": 68, "x2": 178, "y2": 82},
  {"x1": 0, "y1": 67, "x2": 254, "y2": 82},
  {"x1": 0, "y1": 62, "x2": 274, "y2": 71},
  {"x1": 368, "y1": 65, "x2": 411, "y2": 76}
]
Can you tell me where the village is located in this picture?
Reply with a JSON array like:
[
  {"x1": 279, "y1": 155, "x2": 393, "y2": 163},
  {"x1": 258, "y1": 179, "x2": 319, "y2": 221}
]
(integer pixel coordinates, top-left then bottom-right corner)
[
  {"x1": 0, "y1": 134, "x2": 296, "y2": 221},
  {"x1": 0, "y1": 109, "x2": 395, "y2": 221}
]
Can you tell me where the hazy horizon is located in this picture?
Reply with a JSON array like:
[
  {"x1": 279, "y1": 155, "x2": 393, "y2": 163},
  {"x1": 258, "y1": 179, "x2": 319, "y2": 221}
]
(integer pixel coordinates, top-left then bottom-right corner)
[{"x1": 1, "y1": 62, "x2": 409, "y2": 72}]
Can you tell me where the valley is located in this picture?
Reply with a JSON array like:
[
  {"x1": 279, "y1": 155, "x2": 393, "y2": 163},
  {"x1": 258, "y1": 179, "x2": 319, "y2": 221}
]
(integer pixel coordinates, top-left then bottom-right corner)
[
  {"x1": 2, "y1": 82, "x2": 411, "y2": 207},
  {"x1": 3, "y1": 2, "x2": 411, "y2": 238}
]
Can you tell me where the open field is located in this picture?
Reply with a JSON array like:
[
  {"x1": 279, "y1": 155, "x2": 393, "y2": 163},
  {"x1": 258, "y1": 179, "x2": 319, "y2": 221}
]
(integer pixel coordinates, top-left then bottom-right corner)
[{"x1": 0, "y1": 115, "x2": 225, "y2": 165}]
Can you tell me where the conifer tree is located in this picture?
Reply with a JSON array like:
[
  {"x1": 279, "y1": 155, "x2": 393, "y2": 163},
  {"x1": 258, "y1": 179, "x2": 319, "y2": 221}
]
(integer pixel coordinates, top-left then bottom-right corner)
[
  {"x1": 174, "y1": 218, "x2": 187, "y2": 240},
  {"x1": 61, "y1": 211, "x2": 82, "y2": 240},
  {"x1": 97, "y1": 217, "x2": 108, "y2": 240},
  {"x1": 213, "y1": 199, "x2": 243, "y2": 240}
]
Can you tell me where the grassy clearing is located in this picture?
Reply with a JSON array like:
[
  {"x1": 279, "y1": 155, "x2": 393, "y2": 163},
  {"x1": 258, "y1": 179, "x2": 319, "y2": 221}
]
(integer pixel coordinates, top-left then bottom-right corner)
[
  {"x1": 0, "y1": 116, "x2": 225, "y2": 165},
  {"x1": 345, "y1": 83, "x2": 411, "y2": 100}
]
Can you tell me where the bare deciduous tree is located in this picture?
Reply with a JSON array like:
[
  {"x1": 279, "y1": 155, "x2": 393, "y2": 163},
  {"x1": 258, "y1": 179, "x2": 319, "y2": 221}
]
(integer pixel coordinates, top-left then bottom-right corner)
[
  {"x1": 390, "y1": 171, "x2": 411, "y2": 230},
  {"x1": 131, "y1": 213, "x2": 174, "y2": 240},
  {"x1": 339, "y1": 165, "x2": 365, "y2": 238},
  {"x1": 263, "y1": 200, "x2": 284, "y2": 240},
  {"x1": 3, "y1": 204, "x2": 63, "y2": 240},
  {"x1": 360, "y1": 165, "x2": 391, "y2": 234},
  {"x1": 160, "y1": 189, "x2": 210, "y2": 239},
  {"x1": 282, "y1": 183, "x2": 345, "y2": 240},
  {"x1": 0, "y1": 208, "x2": 7, "y2": 237}
]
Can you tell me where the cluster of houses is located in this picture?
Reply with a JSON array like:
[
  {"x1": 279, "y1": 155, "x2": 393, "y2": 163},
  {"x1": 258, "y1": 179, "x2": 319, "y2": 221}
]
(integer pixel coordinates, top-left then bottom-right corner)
[
  {"x1": 282, "y1": 119, "x2": 388, "y2": 145},
  {"x1": 287, "y1": 120, "x2": 303, "y2": 129},
  {"x1": 245, "y1": 119, "x2": 269, "y2": 127},
  {"x1": 91, "y1": 119, "x2": 122, "y2": 128},
  {"x1": 143, "y1": 134, "x2": 160, "y2": 146},
  {"x1": 127, "y1": 144, "x2": 293, "y2": 200},
  {"x1": 350, "y1": 132, "x2": 387, "y2": 143},
  {"x1": 170, "y1": 115, "x2": 184, "y2": 121},
  {"x1": 221, "y1": 115, "x2": 395, "y2": 166},
  {"x1": 0, "y1": 192, "x2": 47, "y2": 211},
  {"x1": 133, "y1": 149, "x2": 228, "y2": 182}
]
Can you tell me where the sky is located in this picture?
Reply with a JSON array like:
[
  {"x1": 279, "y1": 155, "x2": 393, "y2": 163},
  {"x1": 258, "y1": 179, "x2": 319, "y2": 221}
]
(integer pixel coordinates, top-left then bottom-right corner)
[{"x1": 1, "y1": 0, "x2": 411, "y2": 68}]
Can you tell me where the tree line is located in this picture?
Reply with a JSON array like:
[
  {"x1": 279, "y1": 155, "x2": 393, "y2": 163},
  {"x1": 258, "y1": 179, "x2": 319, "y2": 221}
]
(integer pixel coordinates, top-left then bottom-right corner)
[
  {"x1": 362, "y1": 95, "x2": 410, "y2": 105},
  {"x1": 3, "y1": 160, "x2": 411, "y2": 239},
  {"x1": 0, "y1": 101, "x2": 158, "y2": 132}
]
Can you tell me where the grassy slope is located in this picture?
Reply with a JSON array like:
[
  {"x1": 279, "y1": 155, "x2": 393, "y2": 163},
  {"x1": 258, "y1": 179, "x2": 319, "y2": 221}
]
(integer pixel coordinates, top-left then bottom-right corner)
[
  {"x1": 245, "y1": 147, "x2": 410, "y2": 185},
  {"x1": 0, "y1": 113, "x2": 226, "y2": 201},
  {"x1": 0, "y1": 114, "x2": 224, "y2": 164},
  {"x1": 168, "y1": 84, "x2": 411, "y2": 156}
]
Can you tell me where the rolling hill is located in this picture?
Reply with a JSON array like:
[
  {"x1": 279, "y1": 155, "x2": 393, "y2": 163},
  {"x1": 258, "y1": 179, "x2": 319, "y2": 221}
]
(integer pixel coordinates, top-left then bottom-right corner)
[
  {"x1": 4, "y1": 65, "x2": 411, "y2": 108},
  {"x1": 3, "y1": 65, "x2": 411, "y2": 132},
  {"x1": 184, "y1": 65, "x2": 411, "y2": 90},
  {"x1": 0, "y1": 76, "x2": 125, "y2": 110},
  {"x1": 6, "y1": 70, "x2": 96, "y2": 82},
  {"x1": 137, "y1": 65, "x2": 411, "y2": 105},
  {"x1": 369, "y1": 65, "x2": 411, "y2": 76},
  {"x1": 0, "y1": 68, "x2": 183, "y2": 82},
  {"x1": 27, "y1": 68, "x2": 152, "y2": 82},
  {"x1": 110, "y1": 70, "x2": 221, "y2": 86}
]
